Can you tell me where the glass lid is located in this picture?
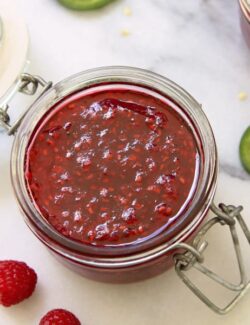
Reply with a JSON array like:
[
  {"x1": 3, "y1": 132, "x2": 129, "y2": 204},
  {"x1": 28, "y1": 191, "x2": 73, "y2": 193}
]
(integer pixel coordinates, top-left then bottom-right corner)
[{"x1": 0, "y1": 1, "x2": 29, "y2": 106}]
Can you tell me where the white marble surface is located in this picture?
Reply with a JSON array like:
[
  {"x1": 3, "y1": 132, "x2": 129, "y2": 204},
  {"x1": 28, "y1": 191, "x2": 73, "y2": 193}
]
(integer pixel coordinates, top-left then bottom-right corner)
[{"x1": 0, "y1": 0, "x2": 250, "y2": 324}]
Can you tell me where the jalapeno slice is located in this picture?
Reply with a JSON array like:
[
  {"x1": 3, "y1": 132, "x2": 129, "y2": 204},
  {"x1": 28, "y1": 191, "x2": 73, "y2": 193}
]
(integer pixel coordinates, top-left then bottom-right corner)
[
  {"x1": 240, "y1": 126, "x2": 250, "y2": 173},
  {"x1": 58, "y1": 0, "x2": 115, "y2": 10}
]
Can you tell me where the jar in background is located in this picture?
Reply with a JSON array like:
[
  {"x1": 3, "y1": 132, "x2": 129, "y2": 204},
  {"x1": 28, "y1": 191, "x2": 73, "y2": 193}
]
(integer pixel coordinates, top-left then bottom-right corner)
[{"x1": 239, "y1": 0, "x2": 250, "y2": 47}]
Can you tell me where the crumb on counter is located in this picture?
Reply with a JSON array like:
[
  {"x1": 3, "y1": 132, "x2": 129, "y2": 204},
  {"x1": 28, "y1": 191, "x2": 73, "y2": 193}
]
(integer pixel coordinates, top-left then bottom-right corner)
[
  {"x1": 238, "y1": 92, "x2": 248, "y2": 101},
  {"x1": 120, "y1": 28, "x2": 131, "y2": 37},
  {"x1": 123, "y1": 6, "x2": 132, "y2": 16}
]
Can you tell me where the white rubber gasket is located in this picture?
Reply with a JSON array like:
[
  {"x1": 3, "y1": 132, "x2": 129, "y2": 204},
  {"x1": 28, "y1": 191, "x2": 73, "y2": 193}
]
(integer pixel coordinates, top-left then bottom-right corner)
[{"x1": 0, "y1": 1, "x2": 29, "y2": 104}]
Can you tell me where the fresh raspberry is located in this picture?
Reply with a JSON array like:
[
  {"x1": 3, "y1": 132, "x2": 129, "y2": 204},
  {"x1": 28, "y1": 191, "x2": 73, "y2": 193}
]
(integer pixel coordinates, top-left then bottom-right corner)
[
  {"x1": 39, "y1": 309, "x2": 81, "y2": 325},
  {"x1": 0, "y1": 260, "x2": 37, "y2": 307}
]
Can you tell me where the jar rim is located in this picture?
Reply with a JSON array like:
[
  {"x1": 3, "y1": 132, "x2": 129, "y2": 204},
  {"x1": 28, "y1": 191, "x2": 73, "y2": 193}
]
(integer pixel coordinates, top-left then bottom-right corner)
[{"x1": 11, "y1": 66, "x2": 218, "y2": 264}]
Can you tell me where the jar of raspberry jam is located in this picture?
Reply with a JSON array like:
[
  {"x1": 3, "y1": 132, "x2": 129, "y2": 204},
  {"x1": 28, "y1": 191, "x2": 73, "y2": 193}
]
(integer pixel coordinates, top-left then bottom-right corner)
[
  {"x1": 1, "y1": 66, "x2": 250, "y2": 315},
  {"x1": 239, "y1": 0, "x2": 250, "y2": 47}
]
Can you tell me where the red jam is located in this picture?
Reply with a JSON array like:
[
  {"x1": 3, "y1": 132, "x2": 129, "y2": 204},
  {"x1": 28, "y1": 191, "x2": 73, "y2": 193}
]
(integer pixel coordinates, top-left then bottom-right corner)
[{"x1": 25, "y1": 84, "x2": 199, "y2": 247}]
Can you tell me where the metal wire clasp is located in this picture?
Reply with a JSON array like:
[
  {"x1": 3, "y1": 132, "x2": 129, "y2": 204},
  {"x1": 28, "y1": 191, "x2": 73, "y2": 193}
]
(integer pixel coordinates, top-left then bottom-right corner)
[
  {"x1": 0, "y1": 73, "x2": 52, "y2": 135},
  {"x1": 174, "y1": 203, "x2": 250, "y2": 314}
]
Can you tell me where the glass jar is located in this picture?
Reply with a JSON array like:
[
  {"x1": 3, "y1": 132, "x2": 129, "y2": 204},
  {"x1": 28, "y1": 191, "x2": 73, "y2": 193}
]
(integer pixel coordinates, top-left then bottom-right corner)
[
  {"x1": 1, "y1": 67, "x2": 249, "y2": 314},
  {"x1": 239, "y1": 0, "x2": 250, "y2": 47}
]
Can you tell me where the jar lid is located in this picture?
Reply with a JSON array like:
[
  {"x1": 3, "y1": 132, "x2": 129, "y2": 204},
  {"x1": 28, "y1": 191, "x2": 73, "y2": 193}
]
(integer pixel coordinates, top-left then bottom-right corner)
[{"x1": 0, "y1": 2, "x2": 29, "y2": 106}]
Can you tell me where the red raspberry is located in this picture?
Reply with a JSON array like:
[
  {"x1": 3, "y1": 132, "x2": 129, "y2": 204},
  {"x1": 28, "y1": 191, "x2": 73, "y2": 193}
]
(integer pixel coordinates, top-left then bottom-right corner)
[
  {"x1": 0, "y1": 260, "x2": 37, "y2": 307},
  {"x1": 39, "y1": 309, "x2": 81, "y2": 325}
]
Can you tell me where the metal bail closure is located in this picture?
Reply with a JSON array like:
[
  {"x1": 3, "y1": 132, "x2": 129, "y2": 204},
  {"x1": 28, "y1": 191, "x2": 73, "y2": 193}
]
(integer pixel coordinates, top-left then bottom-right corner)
[
  {"x1": 174, "y1": 203, "x2": 250, "y2": 315},
  {"x1": 0, "y1": 73, "x2": 52, "y2": 135}
]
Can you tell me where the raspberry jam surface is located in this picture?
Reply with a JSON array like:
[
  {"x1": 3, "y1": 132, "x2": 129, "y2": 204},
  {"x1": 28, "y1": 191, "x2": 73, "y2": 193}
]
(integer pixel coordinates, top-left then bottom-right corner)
[{"x1": 25, "y1": 84, "x2": 200, "y2": 247}]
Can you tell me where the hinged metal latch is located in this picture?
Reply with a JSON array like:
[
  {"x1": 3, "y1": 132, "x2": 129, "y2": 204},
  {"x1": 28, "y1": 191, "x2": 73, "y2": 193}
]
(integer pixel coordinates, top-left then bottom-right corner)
[
  {"x1": 0, "y1": 73, "x2": 52, "y2": 135},
  {"x1": 174, "y1": 203, "x2": 250, "y2": 314}
]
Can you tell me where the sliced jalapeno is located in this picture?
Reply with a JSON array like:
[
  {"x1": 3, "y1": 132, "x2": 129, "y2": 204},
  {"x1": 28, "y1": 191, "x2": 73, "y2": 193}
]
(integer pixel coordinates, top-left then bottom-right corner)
[
  {"x1": 58, "y1": 0, "x2": 115, "y2": 10},
  {"x1": 240, "y1": 126, "x2": 250, "y2": 173}
]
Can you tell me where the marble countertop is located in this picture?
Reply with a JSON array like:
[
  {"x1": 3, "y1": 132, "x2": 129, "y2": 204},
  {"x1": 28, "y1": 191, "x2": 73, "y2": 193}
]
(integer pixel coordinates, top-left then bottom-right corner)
[{"x1": 0, "y1": 0, "x2": 250, "y2": 324}]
